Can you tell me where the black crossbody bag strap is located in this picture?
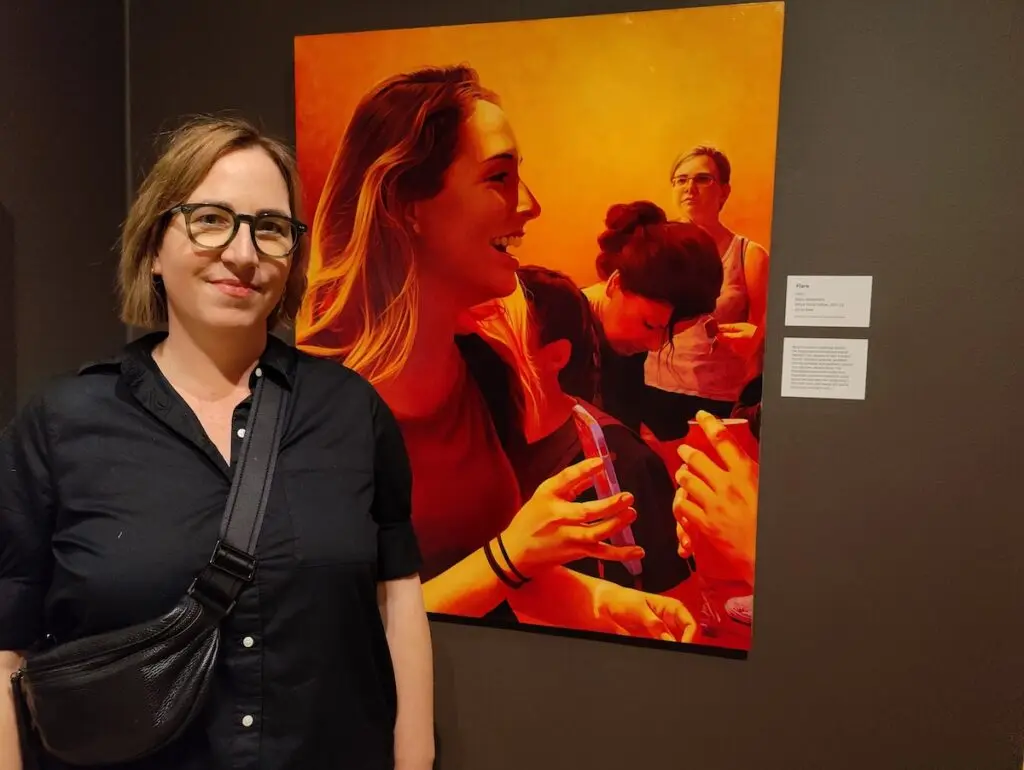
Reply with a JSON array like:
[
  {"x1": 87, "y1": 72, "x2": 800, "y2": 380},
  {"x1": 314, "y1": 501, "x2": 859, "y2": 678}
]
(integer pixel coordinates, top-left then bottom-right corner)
[{"x1": 187, "y1": 373, "x2": 287, "y2": 618}]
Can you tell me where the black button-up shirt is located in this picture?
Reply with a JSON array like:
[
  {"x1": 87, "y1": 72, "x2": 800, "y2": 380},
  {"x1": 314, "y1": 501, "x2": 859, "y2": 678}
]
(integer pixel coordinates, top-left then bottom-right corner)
[{"x1": 0, "y1": 331, "x2": 421, "y2": 770}]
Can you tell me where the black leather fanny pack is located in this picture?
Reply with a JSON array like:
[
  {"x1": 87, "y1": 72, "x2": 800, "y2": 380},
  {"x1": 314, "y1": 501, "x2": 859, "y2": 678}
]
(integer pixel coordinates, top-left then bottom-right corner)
[{"x1": 10, "y1": 374, "x2": 287, "y2": 767}]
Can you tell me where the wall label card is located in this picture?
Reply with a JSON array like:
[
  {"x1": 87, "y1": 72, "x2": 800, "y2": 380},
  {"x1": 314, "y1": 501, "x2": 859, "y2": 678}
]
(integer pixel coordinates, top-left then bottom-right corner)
[
  {"x1": 784, "y1": 275, "x2": 873, "y2": 327},
  {"x1": 780, "y1": 337, "x2": 869, "y2": 400}
]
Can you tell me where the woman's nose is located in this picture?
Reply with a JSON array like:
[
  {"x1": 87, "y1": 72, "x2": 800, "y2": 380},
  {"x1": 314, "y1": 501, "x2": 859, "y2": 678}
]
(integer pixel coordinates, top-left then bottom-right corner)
[
  {"x1": 220, "y1": 224, "x2": 260, "y2": 266},
  {"x1": 517, "y1": 180, "x2": 542, "y2": 220}
]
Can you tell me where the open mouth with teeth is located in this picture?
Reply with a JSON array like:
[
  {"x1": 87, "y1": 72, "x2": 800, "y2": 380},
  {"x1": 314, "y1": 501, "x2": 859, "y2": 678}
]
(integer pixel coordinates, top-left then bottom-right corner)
[{"x1": 491, "y1": 234, "x2": 523, "y2": 254}]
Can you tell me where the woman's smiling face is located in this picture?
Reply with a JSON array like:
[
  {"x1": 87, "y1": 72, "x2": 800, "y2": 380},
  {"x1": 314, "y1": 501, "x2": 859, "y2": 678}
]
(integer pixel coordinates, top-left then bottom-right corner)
[
  {"x1": 153, "y1": 146, "x2": 294, "y2": 332},
  {"x1": 410, "y1": 99, "x2": 542, "y2": 309}
]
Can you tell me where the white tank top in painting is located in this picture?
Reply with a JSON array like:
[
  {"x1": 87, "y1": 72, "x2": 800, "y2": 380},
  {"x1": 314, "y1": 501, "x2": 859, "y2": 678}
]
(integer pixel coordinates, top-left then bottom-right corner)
[{"x1": 644, "y1": 234, "x2": 754, "y2": 402}]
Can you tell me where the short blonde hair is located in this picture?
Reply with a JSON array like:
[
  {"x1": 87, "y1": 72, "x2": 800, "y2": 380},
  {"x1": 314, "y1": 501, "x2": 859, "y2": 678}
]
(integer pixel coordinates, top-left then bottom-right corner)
[{"x1": 118, "y1": 115, "x2": 308, "y2": 329}]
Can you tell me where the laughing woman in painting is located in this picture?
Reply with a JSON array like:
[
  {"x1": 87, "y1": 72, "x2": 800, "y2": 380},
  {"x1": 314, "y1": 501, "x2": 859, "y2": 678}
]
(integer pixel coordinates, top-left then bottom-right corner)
[{"x1": 297, "y1": 65, "x2": 696, "y2": 642}]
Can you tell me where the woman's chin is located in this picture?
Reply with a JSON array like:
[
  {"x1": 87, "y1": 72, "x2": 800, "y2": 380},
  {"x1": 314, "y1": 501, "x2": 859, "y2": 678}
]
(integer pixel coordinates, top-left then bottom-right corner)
[
  {"x1": 497, "y1": 266, "x2": 520, "y2": 294},
  {"x1": 194, "y1": 305, "x2": 272, "y2": 331},
  {"x1": 467, "y1": 266, "x2": 519, "y2": 305},
  {"x1": 679, "y1": 207, "x2": 715, "y2": 228}
]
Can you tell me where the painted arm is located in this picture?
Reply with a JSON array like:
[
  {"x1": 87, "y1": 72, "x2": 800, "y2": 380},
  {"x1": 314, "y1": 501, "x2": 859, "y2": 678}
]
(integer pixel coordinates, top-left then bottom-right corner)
[
  {"x1": 422, "y1": 457, "x2": 641, "y2": 617},
  {"x1": 421, "y1": 548, "x2": 513, "y2": 616},
  {"x1": 415, "y1": 448, "x2": 691, "y2": 636},
  {"x1": 743, "y1": 241, "x2": 771, "y2": 351},
  {"x1": 424, "y1": 555, "x2": 693, "y2": 640},
  {"x1": 509, "y1": 566, "x2": 695, "y2": 641},
  {"x1": 717, "y1": 241, "x2": 771, "y2": 377},
  {"x1": 421, "y1": 556, "x2": 605, "y2": 620}
]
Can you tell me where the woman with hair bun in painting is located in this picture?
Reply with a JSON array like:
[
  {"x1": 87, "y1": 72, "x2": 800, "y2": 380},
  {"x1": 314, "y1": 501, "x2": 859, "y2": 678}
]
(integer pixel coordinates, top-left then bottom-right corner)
[{"x1": 580, "y1": 199, "x2": 725, "y2": 434}]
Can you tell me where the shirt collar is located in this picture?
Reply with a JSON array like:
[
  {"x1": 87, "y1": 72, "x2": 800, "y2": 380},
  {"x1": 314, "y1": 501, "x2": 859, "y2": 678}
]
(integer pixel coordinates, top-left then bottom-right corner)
[{"x1": 78, "y1": 330, "x2": 298, "y2": 390}]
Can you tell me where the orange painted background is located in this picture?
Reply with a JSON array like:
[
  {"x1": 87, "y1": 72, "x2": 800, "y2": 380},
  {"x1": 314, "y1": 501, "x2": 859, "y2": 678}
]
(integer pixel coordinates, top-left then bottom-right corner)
[{"x1": 294, "y1": 1, "x2": 785, "y2": 287}]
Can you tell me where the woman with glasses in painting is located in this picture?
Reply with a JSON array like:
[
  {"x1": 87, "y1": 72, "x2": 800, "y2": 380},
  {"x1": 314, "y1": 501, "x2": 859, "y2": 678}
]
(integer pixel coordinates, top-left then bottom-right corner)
[
  {"x1": 642, "y1": 146, "x2": 771, "y2": 440},
  {"x1": 579, "y1": 200, "x2": 725, "y2": 438}
]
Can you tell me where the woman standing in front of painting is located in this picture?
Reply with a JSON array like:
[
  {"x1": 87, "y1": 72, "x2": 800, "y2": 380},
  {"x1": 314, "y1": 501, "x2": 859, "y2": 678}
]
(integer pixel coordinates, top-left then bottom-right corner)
[
  {"x1": 643, "y1": 145, "x2": 771, "y2": 439},
  {"x1": 297, "y1": 65, "x2": 696, "y2": 642}
]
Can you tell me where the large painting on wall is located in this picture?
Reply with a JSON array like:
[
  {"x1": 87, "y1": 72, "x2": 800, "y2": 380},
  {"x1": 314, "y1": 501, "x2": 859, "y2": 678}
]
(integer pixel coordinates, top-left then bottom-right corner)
[{"x1": 293, "y1": 1, "x2": 784, "y2": 653}]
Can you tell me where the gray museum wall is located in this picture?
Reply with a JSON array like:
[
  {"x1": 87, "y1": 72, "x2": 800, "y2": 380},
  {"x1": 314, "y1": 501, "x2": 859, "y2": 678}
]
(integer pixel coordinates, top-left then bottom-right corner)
[
  {"x1": 3, "y1": 0, "x2": 1019, "y2": 768},
  {"x1": 0, "y1": 0, "x2": 128, "y2": 424}
]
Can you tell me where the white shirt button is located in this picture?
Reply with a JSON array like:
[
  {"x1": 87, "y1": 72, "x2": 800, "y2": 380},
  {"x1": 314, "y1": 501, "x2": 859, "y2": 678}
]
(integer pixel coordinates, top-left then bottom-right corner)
[
  {"x1": 236, "y1": 428, "x2": 246, "y2": 438},
  {"x1": 241, "y1": 714, "x2": 254, "y2": 728},
  {"x1": 254, "y1": 367, "x2": 263, "y2": 378},
  {"x1": 242, "y1": 636, "x2": 254, "y2": 648}
]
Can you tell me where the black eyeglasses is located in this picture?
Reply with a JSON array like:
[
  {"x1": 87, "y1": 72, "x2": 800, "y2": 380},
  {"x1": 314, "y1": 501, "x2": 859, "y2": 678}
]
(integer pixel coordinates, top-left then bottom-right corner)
[{"x1": 168, "y1": 202, "x2": 307, "y2": 259}]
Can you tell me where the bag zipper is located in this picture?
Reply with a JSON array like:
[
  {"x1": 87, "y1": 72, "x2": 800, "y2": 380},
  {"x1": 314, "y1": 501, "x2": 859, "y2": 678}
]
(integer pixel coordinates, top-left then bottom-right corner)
[{"x1": 24, "y1": 600, "x2": 209, "y2": 677}]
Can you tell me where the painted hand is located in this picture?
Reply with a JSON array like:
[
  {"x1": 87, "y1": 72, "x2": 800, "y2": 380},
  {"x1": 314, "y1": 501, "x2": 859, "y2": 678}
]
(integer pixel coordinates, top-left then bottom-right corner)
[{"x1": 673, "y1": 410, "x2": 759, "y2": 584}]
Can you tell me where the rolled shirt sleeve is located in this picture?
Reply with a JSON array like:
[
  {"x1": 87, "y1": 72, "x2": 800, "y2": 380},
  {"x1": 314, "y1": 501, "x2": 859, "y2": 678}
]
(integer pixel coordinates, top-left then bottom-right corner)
[
  {"x1": 0, "y1": 393, "x2": 56, "y2": 650},
  {"x1": 369, "y1": 392, "x2": 421, "y2": 582}
]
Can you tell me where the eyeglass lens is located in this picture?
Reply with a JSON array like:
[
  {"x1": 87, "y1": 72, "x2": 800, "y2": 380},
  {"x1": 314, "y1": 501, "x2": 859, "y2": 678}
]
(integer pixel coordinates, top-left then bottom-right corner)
[
  {"x1": 671, "y1": 173, "x2": 716, "y2": 188},
  {"x1": 186, "y1": 204, "x2": 297, "y2": 257}
]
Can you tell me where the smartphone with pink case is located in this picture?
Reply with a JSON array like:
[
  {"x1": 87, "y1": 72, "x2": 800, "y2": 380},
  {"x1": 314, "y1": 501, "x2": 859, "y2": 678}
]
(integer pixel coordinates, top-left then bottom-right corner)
[{"x1": 570, "y1": 403, "x2": 642, "y2": 577}]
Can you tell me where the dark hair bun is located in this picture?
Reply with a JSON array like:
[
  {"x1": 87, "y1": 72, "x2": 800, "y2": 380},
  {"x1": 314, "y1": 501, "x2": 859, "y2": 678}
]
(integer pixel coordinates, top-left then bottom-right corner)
[{"x1": 598, "y1": 200, "x2": 668, "y2": 254}]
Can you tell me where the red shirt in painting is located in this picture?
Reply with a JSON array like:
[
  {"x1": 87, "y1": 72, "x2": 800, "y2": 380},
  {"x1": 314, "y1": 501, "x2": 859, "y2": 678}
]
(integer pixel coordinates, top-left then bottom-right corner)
[{"x1": 394, "y1": 354, "x2": 522, "y2": 582}]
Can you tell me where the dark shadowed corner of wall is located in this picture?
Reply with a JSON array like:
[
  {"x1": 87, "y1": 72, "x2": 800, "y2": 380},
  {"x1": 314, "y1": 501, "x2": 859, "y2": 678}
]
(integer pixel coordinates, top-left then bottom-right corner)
[
  {"x1": 0, "y1": 0, "x2": 128, "y2": 406},
  {"x1": 0, "y1": 205, "x2": 14, "y2": 426}
]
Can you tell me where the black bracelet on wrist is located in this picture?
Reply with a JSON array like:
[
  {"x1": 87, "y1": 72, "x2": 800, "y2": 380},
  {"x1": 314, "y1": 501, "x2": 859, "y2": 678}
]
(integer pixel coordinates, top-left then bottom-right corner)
[
  {"x1": 496, "y1": 533, "x2": 530, "y2": 584},
  {"x1": 484, "y1": 538, "x2": 524, "y2": 589}
]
